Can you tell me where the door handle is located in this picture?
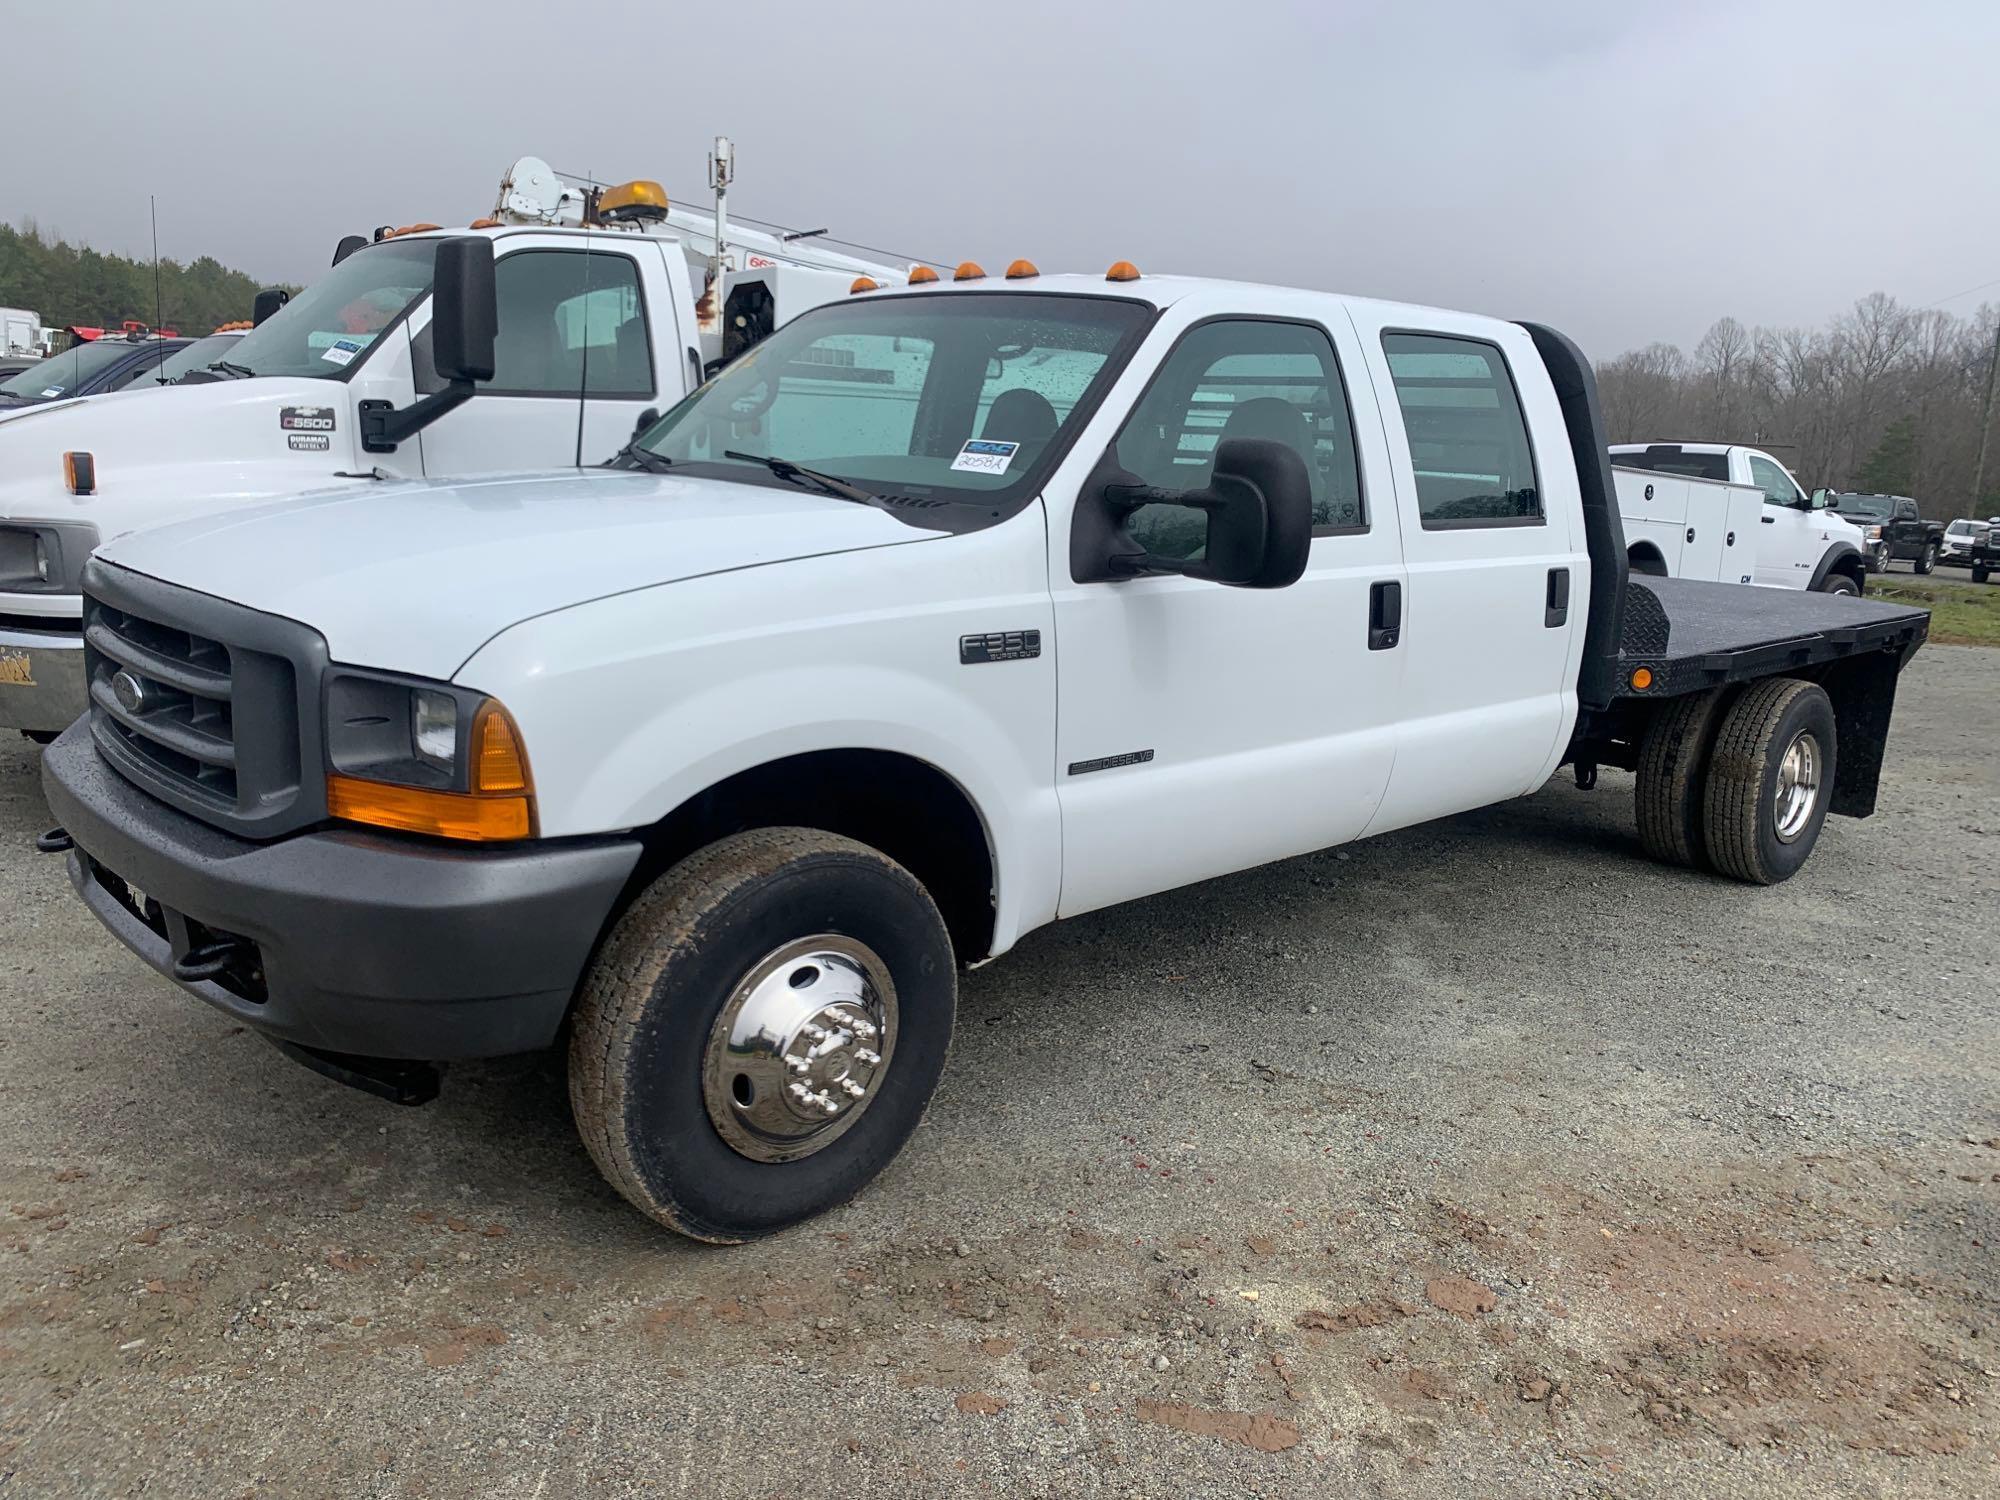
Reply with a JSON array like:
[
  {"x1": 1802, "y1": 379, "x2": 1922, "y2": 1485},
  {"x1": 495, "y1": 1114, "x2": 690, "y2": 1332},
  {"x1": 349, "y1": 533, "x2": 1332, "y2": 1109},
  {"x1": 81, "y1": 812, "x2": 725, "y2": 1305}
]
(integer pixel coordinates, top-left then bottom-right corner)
[
  {"x1": 1761, "y1": 514, "x2": 1776, "y2": 524},
  {"x1": 1367, "y1": 580, "x2": 1401, "y2": 650},
  {"x1": 1544, "y1": 567, "x2": 1570, "y2": 628}
]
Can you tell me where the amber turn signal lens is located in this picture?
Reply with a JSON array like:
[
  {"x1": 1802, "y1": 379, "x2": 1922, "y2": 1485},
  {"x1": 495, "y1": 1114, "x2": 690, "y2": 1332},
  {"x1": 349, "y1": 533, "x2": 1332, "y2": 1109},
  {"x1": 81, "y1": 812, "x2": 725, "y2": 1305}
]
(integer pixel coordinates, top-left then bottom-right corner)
[
  {"x1": 1630, "y1": 667, "x2": 1654, "y2": 691},
  {"x1": 470, "y1": 701, "x2": 531, "y2": 794},
  {"x1": 326, "y1": 775, "x2": 534, "y2": 841},
  {"x1": 907, "y1": 265, "x2": 940, "y2": 284},
  {"x1": 64, "y1": 451, "x2": 96, "y2": 496},
  {"x1": 953, "y1": 261, "x2": 986, "y2": 281},
  {"x1": 1105, "y1": 260, "x2": 1141, "y2": 282}
]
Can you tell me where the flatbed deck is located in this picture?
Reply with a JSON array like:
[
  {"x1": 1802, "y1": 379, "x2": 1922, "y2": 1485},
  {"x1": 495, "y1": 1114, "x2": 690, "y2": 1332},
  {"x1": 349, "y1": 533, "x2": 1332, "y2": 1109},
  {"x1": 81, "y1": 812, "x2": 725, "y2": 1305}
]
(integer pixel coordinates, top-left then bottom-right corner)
[{"x1": 1615, "y1": 576, "x2": 1929, "y2": 698}]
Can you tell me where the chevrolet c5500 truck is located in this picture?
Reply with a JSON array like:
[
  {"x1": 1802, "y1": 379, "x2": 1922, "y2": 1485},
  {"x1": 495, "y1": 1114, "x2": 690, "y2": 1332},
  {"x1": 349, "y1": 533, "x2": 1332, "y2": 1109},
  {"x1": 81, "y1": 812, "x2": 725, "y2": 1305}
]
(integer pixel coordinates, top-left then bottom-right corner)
[{"x1": 41, "y1": 265, "x2": 1929, "y2": 1241}]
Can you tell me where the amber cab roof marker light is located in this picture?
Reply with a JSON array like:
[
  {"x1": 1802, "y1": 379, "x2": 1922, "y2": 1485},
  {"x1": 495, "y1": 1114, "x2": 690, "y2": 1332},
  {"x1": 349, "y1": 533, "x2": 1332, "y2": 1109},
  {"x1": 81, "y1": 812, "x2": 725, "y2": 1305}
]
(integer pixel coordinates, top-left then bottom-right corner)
[
  {"x1": 953, "y1": 261, "x2": 986, "y2": 282},
  {"x1": 907, "y1": 265, "x2": 940, "y2": 285},
  {"x1": 1004, "y1": 259, "x2": 1039, "y2": 280},
  {"x1": 64, "y1": 452, "x2": 96, "y2": 497},
  {"x1": 849, "y1": 276, "x2": 880, "y2": 295},
  {"x1": 1105, "y1": 261, "x2": 1142, "y2": 282}
]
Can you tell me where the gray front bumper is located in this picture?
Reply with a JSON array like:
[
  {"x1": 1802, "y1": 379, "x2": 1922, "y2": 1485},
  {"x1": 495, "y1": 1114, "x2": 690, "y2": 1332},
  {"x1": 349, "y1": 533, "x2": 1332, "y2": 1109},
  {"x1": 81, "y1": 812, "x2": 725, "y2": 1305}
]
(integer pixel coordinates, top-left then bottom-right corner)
[
  {"x1": 0, "y1": 623, "x2": 85, "y2": 734},
  {"x1": 41, "y1": 721, "x2": 643, "y2": 1060}
]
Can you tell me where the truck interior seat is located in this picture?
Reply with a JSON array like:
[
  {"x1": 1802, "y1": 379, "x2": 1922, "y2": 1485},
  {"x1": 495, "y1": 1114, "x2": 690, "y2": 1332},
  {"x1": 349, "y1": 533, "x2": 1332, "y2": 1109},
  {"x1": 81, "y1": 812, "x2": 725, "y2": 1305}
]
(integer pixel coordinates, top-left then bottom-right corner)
[{"x1": 981, "y1": 389, "x2": 1059, "y2": 451}]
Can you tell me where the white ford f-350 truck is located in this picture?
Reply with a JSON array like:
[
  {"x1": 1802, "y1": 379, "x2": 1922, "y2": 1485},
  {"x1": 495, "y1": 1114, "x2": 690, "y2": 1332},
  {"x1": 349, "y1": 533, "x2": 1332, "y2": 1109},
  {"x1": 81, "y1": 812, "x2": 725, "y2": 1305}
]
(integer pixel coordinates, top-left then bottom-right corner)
[
  {"x1": 39, "y1": 266, "x2": 1929, "y2": 1241},
  {"x1": 1610, "y1": 442, "x2": 1869, "y2": 594},
  {"x1": 0, "y1": 153, "x2": 903, "y2": 737}
]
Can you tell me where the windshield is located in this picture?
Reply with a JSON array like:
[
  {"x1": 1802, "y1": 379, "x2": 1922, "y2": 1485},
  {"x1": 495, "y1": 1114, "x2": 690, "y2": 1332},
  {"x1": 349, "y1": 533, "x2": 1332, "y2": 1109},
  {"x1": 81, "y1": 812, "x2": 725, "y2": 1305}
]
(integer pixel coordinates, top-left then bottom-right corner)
[
  {"x1": 140, "y1": 334, "x2": 245, "y2": 386},
  {"x1": 1946, "y1": 520, "x2": 1984, "y2": 537},
  {"x1": 1837, "y1": 494, "x2": 1895, "y2": 518},
  {"x1": 223, "y1": 238, "x2": 436, "y2": 380},
  {"x1": 0, "y1": 339, "x2": 137, "y2": 400},
  {"x1": 636, "y1": 291, "x2": 1153, "y2": 506}
]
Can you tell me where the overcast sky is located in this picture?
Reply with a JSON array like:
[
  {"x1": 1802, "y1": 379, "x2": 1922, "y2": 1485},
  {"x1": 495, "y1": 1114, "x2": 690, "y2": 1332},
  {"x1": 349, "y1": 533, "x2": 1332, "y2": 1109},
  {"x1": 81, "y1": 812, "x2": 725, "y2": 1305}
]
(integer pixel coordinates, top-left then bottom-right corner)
[{"x1": 7, "y1": 0, "x2": 1996, "y2": 357}]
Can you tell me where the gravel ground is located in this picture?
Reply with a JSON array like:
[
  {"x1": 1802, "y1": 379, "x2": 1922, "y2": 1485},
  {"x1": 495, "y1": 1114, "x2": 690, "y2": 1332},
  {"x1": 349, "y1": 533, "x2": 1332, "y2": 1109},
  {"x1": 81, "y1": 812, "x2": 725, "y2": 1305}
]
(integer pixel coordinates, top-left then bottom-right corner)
[{"x1": 1, "y1": 647, "x2": 1995, "y2": 1499}]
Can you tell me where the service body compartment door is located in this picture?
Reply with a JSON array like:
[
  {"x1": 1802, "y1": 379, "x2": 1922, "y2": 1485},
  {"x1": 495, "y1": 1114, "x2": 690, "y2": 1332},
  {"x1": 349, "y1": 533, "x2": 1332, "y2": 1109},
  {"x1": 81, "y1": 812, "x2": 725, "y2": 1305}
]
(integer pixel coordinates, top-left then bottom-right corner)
[
  {"x1": 1615, "y1": 467, "x2": 1686, "y2": 575},
  {"x1": 1048, "y1": 301, "x2": 1406, "y2": 917}
]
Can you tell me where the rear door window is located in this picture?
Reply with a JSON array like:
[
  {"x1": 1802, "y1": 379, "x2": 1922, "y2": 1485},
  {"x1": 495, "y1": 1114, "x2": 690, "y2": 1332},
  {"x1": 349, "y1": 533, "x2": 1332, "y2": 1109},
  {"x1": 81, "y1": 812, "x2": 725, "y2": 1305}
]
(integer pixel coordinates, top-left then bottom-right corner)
[{"x1": 1381, "y1": 333, "x2": 1540, "y2": 527}]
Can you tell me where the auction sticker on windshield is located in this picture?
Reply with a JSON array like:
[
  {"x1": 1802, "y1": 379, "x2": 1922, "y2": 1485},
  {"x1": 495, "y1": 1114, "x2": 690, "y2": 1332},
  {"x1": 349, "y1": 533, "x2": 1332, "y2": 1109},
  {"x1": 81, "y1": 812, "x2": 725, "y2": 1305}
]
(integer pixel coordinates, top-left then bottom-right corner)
[
  {"x1": 319, "y1": 339, "x2": 365, "y2": 367},
  {"x1": 950, "y1": 439, "x2": 1019, "y2": 475}
]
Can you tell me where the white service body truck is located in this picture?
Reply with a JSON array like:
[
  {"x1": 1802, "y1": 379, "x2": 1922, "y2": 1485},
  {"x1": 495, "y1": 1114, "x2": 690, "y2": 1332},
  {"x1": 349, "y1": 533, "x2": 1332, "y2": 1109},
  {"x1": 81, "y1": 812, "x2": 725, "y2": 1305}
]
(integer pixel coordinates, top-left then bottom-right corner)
[
  {"x1": 1610, "y1": 442, "x2": 1870, "y2": 595},
  {"x1": 1, "y1": 307, "x2": 49, "y2": 358},
  {"x1": 40, "y1": 268, "x2": 1929, "y2": 1241},
  {"x1": 0, "y1": 155, "x2": 903, "y2": 736}
]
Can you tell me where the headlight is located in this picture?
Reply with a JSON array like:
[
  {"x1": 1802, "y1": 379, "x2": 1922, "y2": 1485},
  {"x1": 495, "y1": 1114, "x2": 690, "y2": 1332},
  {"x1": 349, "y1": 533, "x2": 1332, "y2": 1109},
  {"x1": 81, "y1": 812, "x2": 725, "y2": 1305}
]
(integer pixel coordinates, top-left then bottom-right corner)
[
  {"x1": 1865, "y1": 525, "x2": 1883, "y2": 539},
  {"x1": 324, "y1": 670, "x2": 534, "y2": 840}
]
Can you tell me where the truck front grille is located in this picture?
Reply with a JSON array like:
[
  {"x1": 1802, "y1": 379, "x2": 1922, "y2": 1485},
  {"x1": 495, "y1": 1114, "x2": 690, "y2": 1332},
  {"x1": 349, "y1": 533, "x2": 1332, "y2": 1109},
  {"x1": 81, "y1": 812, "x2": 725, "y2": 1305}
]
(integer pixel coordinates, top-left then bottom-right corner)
[
  {"x1": 85, "y1": 602, "x2": 240, "y2": 805},
  {"x1": 80, "y1": 561, "x2": 330, "y2": 840}
]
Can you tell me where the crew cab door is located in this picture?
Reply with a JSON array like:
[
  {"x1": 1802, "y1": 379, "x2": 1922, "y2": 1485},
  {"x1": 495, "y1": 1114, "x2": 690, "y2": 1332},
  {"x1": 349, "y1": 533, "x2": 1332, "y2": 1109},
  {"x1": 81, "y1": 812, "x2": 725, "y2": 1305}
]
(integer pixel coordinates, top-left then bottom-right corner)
[
  {"x1": 1049, "y1": 305, "x2": 1406, "y2": 917},
  {"x1": 1345, "y1": 311, "x2": 1585, "y2": 835},
  {"x1": 1744, "y1": 452, "x2": 1819, "y2": 589},
  {"x1": 413, "y1": 239, "x2": 683, "y2": 475}
]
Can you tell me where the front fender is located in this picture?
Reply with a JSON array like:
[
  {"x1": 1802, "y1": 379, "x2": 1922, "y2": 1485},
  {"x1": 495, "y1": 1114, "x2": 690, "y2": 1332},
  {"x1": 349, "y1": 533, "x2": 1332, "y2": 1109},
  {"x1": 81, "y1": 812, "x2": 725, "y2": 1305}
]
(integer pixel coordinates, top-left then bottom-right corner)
[
  {"x1": 1808, "y1": 542, "x2": 1866, "y2": 590},
  {"x1": 455, "y1": 516, "x2": 1063, "y2": 953}
]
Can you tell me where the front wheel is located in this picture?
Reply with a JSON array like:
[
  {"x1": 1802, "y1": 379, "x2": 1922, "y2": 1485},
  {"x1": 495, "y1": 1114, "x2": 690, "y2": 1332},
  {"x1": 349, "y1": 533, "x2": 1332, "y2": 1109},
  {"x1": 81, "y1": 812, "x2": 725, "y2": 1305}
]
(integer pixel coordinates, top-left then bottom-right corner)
[
  {"x1": 1915, "y1": 542, "x2": 1937, "y2": 575},
  {"x1": 1702, "y1": 679, "x2": 1837, "y2": 885},
  {"x1": 569, "y1": 828, "x2": 956, "y2": 1242},
  {"x1": 1975, "y1": 564, "x2": 1991, "y2": 585},
  {"x1": 1815, "y1": 571, "x2": 1861, "y2": 597}
]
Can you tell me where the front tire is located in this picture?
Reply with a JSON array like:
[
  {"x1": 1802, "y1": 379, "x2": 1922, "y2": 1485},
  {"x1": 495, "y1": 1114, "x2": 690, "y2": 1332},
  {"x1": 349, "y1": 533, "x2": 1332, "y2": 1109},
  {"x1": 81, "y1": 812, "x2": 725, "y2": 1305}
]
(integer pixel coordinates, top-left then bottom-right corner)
[
  {"x1": 1815, "y1": 571, "x2": 1861, "y2": 597},
  {"x1": 1915, "y1": 542, "x2": 1937, "y2": 575},
  {"x1": 569, "y1": 828, "x2": 956, "y2": 1242},
  {"x1": 1975, "y1": 564, "x2": 1991, "y2": 585},
  {"x1": 1702, "y1": 679, "x2": 1837, "y2": 885}
]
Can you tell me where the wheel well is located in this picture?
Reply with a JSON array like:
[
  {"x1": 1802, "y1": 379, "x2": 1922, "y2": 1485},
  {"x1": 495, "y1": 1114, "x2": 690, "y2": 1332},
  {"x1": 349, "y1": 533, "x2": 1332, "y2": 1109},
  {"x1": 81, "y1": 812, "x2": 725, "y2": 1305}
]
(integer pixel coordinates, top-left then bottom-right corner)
[
  {"x1": 1627, "y1": 542, "x2": 1669, "y2": 578},
  {"x1": 624, "y1": 750, "x2": 997, "y2": 963}
]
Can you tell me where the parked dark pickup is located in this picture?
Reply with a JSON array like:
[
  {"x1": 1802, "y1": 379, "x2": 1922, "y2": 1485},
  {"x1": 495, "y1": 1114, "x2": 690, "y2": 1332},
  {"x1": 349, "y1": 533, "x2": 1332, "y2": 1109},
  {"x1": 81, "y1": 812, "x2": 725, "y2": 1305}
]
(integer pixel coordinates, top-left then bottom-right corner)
[
  {"x1": 1967, "y1": 520, "x2": 2000, "y2": 584},
  {"x1": 1830, "y1": 493, "x2": 1945, "y2": 574}
]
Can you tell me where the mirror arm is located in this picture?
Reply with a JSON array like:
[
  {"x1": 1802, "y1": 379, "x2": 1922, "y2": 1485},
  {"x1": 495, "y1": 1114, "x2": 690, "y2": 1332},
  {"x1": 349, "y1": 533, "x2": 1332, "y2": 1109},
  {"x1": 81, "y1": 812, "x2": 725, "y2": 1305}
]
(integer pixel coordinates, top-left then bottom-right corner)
[{"x1": 358, "y1": 380, "x2": 476, "y2": 454}]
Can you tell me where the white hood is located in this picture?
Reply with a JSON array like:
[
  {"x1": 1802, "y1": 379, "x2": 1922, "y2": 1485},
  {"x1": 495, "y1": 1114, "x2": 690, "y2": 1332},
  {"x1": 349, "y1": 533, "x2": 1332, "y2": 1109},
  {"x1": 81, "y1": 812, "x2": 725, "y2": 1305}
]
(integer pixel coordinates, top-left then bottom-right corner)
[
  {"x1": 0, "y1": 377, "x2": 366, "y2": 535},
  {"x1": 93, "y1": 469, "x2": 939, "y2": 679}
]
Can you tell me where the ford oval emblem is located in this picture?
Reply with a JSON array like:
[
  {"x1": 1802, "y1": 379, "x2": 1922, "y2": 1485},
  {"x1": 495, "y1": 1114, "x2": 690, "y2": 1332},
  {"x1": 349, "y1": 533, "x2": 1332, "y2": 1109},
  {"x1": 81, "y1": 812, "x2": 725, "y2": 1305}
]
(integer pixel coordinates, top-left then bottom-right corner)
[{"x1": 111, "y1": 669, "x2": 150, "y2": 716}]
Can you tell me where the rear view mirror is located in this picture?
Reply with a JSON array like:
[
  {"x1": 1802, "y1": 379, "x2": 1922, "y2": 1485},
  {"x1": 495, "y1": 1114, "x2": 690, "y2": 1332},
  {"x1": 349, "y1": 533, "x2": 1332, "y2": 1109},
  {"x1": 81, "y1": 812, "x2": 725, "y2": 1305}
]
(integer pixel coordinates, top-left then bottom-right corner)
[
  {"x1": 1071, "y1": 437, "x2": 1313, "y2": 588},
  {"x1": 251, "y1": 287, "x2": 290, "y2": 327},
  {"x1": 1809, "y1": 488, "x2": 1833, "y2": 511},
  {"x1": 430, "y1": 237, "x2": 497, "y2": 385}
]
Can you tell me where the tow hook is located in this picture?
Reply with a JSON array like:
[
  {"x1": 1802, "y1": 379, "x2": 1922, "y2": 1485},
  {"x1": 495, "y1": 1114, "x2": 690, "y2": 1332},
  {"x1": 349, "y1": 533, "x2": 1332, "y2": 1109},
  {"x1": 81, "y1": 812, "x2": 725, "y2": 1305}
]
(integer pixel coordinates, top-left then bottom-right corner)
[
  {"x1": 172, "y1": 938, "x2": 255, "y2": 985},
  {"x1": 1572, "y1": 761, "x2": 1598, "y2": 791},
  {"x1": 35, "y1": 827, "x2": 73, "y2": 854}
]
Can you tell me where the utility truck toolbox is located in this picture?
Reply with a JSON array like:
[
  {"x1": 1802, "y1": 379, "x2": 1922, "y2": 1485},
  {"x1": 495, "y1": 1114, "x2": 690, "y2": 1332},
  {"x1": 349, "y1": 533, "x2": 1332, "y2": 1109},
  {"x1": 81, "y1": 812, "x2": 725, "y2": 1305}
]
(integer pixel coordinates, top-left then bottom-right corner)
[{"x1": 44, "y1": 264, "x2": 1929, "y2": 1242}]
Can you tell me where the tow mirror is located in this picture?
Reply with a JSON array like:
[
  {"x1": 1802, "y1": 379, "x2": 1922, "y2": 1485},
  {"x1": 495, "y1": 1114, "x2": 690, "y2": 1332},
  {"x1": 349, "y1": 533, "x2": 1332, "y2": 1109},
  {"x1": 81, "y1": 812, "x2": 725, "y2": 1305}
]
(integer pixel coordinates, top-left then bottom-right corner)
[
  {"x1": 430, "y1": 237, "x2": 497, "y2": 385},
  {"x1": 1073, "y1": 437, "x2": 1313, "y2": 589},
  {"x1": 251, "y1": 287, "x2": 290, "y2": 327},
  {"x1": 358, "y1": 236, "x2": 496, "y2": 454},
  {"x1": 1808, "y1": 488, "x2": 1833, "y2": 511},
  {"x1": 631, "y1": 407, "x2": 660, "y2": 441},
  {"x1": 331, "y1": 234, "x2": 369, "y2": 267}
]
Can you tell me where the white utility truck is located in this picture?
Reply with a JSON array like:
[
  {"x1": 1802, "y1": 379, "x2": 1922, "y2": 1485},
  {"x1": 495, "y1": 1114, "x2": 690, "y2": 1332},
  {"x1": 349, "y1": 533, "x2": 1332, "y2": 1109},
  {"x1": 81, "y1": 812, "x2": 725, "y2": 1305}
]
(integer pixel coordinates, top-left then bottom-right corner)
[
  {"x1": 1, "y1": 307, "x2": 52, "y2": 358},
  {"x1": 40, "y1": 266, "x2": 1929, "y2": 1241},
  {"x1": 0, "y1": 145, "x2": 906, "y2": 737},
  {"x1": 1610, "y1": 442, "x2": 1869, "y2": 595}
]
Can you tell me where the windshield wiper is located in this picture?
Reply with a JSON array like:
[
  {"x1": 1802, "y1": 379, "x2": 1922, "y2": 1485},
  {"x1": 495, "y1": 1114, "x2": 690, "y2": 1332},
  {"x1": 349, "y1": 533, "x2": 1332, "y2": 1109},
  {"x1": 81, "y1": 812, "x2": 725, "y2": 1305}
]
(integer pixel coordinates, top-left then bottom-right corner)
[
  {"x1": 607, "y1": 441, "x2": 675, "y2": 474},
  {"x1": 205, "y1": 360, "x2": 255, "y2": 380},
  {"x1": 723, "y1": 450, "x2": 877, "y2": 505}
]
